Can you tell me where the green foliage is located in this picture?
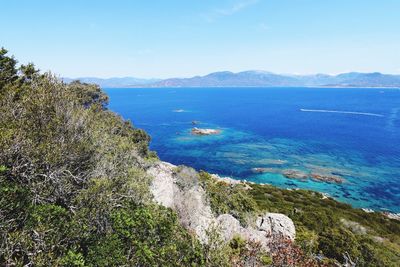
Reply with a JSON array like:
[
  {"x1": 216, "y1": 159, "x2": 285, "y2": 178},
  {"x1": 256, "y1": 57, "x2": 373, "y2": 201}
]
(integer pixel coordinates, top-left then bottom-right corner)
[
  {"x1": 318, "y1": 227, "x2": 361, "y2": 262},
  {"x1": 260, "y1": 254, "x2": 273, "y2": 265},
  {"x1": 0, "y1": 179, "x2": 31, "y2": 242},
  {"x1": 295, "y1": 226, "x2": 319, "y2": 255},
  {"x1": 248, "y1": 183, "x2": 400, "y2": 266},
  {"x1": 60, "y1": 250, "x2": 86, "y2": 267},
  {"x1": 228, "y1": 235, "x2": 272, "y2": 266},
  {"x1": 0, "y1": 49, "x2": 201, "y2": 266},
  {"x1": 0, "y1": 165, "x2": 7, "y2": 172},
  {"x1": 197, "y1": 171, "x2": 400, "y2": 266},
  {"x1": 86, "y1": 234, "x2": 127, "y2": 266},
  {"x1": 107, "y1": 204, "x2": 205, "y2": 266},
  {"x1": 67, "y1": 80, "x2": 109, "y2": 109},
  {"x1": 0, "y1": 47, "x2": 18, "y2": 89},
  {"x1": 199, "y1": 171, "x2": 257, "y2": 225},
  {"x1": 203, "y1": 225, "x2": 231, "y2": 267}
]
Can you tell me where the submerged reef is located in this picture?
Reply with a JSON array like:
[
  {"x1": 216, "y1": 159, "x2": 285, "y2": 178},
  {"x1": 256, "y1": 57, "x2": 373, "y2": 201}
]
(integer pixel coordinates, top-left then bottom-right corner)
[{"x1": 251, "y1": 167, "x2": 345, "y2": 184}]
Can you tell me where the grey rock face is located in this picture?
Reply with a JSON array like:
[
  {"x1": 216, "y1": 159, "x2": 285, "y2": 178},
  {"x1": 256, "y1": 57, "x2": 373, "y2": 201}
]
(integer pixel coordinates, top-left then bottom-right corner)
[
  {"x1": 147, "y1": 162, "x2": 214, "y2": 243},
  {"x1": 147, "y1": 161, "x2": 178, "y2": 208},
  {"x1": 147, "y1": 161, "x2": 296, "y2": 249},
  {"x1": 216, "y1": 214, "x2": 271, "y2": 250},
  {"x1": 256, "y1": 213, "x2": 296, "y2": 241}
]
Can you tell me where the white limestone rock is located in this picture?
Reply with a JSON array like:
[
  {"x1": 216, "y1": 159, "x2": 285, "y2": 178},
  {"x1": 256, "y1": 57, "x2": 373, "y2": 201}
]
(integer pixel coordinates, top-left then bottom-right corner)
[
  {"x1": 147, "y1": 161, "x2": 296, "y2": 249},
  {"x1": 147, "y1": 162, "x2": 215, "y2": 243},
  {"x1": 256, "y1": 213, "x2": 296, "y2": 241},
  {"x1": 147, "y1": 161, "x2": 178, "y2": 208}
]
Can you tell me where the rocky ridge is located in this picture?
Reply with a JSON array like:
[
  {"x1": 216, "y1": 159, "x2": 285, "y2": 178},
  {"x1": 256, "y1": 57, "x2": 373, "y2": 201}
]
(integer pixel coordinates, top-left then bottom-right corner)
[{"x1": 147, "y1": 161, "x2": 296, "y2": 250}]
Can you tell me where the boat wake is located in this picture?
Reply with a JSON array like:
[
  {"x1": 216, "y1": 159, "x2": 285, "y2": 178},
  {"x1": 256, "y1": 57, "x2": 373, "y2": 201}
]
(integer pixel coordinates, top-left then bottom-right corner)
[{"x1": 300, "y1": 109, "x2": 384, "y2": 117}]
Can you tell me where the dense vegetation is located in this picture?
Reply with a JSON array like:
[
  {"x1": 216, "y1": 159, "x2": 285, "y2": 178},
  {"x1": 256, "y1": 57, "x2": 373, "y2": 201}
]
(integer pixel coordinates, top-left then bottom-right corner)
[
  {"x1": 0, "y1": 48, "x2": 211, "y2": 266},
  {"x1": 1, "y1": 48, "x2": 399, "y2": 266},
  {"x1": 0, "y1": 48, "x2": 279, "y2": 266},
  {"x1": 199, "y1": 172, "x2": 400, "y2": 266}
]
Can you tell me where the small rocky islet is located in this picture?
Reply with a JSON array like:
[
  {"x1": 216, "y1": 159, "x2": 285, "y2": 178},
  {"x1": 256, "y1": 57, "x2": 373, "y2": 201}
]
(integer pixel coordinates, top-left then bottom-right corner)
[{"x1": 191, "y1": 127, "x2": 221, "y2": 135}]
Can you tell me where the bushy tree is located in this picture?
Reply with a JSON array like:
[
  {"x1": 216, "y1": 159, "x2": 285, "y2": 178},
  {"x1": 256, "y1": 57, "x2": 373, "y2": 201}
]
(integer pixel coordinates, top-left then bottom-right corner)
[
  {"x1": 0, "y1": 48, "x2": 201, "y2": 266},
  {"x1": 0, "y1": 47, "x2": 18, "y2": 89}
]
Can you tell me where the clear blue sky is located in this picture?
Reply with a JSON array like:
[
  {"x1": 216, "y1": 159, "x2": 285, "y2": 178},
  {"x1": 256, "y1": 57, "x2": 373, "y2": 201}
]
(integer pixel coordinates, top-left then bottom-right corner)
[{"x1": 1, "y1": 0, "x2": 399, "y2": 78}]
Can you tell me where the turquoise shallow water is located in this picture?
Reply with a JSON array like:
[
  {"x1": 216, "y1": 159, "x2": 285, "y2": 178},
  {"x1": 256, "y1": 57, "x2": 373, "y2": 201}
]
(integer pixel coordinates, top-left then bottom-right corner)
[{"x1": 106, "y1": 87, "x2": 400, "y2": 212}]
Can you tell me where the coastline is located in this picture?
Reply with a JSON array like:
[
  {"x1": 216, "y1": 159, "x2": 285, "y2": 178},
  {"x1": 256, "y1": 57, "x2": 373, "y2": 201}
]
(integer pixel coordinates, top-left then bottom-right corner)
[
  {"x1": 106, "y1": 87, "x2": 400, "y2": 214},
  {"x1": 210, "y1": 171, "x2": 400, "y2": 220}
]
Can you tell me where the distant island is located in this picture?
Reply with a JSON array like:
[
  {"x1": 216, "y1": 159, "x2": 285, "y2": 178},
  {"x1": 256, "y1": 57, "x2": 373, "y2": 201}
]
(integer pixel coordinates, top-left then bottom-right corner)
[{"x1": 65, "y1": 70, "x2": 400, "y2": 88}]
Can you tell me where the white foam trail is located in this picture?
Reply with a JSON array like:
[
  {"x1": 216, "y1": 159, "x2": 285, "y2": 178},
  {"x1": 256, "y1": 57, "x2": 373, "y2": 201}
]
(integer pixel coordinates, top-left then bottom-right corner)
[{"x1": 300, "y1": 109, "x2": 384, "y2": 117}]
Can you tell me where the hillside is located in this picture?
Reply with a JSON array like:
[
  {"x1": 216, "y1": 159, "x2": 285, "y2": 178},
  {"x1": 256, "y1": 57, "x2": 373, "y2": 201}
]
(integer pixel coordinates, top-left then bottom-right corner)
[{"x1": 1, "y1": 48, "x2": 400, "y2": 266}]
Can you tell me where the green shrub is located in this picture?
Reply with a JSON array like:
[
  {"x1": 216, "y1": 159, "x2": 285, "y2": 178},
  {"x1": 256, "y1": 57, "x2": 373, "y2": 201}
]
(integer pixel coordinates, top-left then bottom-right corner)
[
  {"x1": 199, "y1": 171, "x2": 257, "y2": 224},
  {"x1": 0, "y1": 49, "x2": 201, "y2": 266},
  {"x1": 60, "y1": 250, "x2": 86, "y2": 267}
]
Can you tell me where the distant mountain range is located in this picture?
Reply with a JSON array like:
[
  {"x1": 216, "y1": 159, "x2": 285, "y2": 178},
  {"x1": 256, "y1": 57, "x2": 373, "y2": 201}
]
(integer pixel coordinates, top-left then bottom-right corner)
[
  {"x1": 64, "y1": 71, "x2": 400, "y2": 88},
  {"x1": 62, "y1": 77, "x2": 161, "y2": 88}
]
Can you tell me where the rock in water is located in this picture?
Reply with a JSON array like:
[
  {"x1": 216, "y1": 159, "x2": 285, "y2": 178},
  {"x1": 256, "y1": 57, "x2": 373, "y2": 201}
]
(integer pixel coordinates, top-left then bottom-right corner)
[
  {"x1": 282, "y1": 169, "x2": 308, "y2": 180},
  {"x1": 191, "y1": 127, "x2": 221, "y2": 135},
  {"x1": 251, "y1": 167, "x2": 278, "y2": 174},
  {"x1": 310, "y1": 173, "x2": 344, "y2": 183}
]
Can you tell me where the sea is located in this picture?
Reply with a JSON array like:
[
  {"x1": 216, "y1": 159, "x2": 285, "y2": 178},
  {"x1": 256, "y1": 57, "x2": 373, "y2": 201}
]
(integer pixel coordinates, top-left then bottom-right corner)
[{"x1": 105, "y1": 87, "x2": 400, "y2": 213}]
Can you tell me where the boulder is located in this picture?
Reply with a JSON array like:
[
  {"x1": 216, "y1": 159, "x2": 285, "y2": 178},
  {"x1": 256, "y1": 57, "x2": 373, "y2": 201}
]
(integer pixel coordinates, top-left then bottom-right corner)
[
  {"x1": 282, "y1": 169, "x2": 308, "y2": 180},
  {"x1": 216, "y1": 214, "x2": 243, "y2": 241},
  {"x1": 216, "y1": 214, "x2": 271, "y2": 250},
  {"x1": 256, "y1": 213, "x2": 296, "y2": 241}
]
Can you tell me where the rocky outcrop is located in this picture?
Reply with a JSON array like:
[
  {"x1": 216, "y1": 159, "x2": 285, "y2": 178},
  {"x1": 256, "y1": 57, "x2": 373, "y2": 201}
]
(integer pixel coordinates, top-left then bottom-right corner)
[
  {"x1": 256, "y1": 213, "x2": 296, "y2": 241},
  {"x1": 210, "y1": 174, "x2": 252, "y2": 190},
  {"x1": 310, "y1": 173, "x2": 344, "y2": 183},
  {"x1": 383, "y1": 212, "x2": 400, "y2": 221},
  {"x1": 216, "y1": 213, "x2": 295, "y2": 250},
  {"x1": 282, "y1": 169, "x2": 308, "y2": 180},
  {"x1": 148, "y1": 161, "x2": 179, "y2": 208},
  {"x1": 147, "y1": 161, "x2": 296, "y2": 250},
  {"x1": 216, "y1": 214, "x2": 269, "y2": 249},
  {"x1": 147, "y1": 162, "x2": 214, "y2": 243}
]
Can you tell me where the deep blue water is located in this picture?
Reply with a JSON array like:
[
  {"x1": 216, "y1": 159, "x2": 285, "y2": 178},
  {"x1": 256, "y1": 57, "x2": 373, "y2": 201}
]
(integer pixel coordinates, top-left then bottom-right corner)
[{"x1": 105, "y1": 87, "x2": 400, "y2": 213}]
